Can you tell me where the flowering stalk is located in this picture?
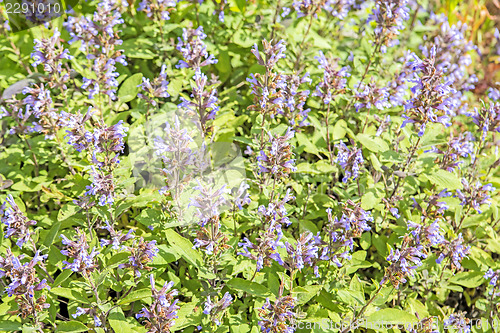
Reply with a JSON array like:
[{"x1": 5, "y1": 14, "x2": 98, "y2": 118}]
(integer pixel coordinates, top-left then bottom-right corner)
[
  {"x1": 313, "y1": 51, "x2": 350, "y2": 162},
  {"x1": 340, "y1": 283, "x2": 385, "y2": 333},
  {"x1": 135, "y1": 274, "x2": 179, "y2": 332},
  {"x1": 293, "y1": 6, "x2": 318, "y2": 71},
  {"x1": 247, "y1": 39, "x2": 287, "y2": 148},
  {"x1": 389, "y1": 135, "x2": 422, "y2": 201}
]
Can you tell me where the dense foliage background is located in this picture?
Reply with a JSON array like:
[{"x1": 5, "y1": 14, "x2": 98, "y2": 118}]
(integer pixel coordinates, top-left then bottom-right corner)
[{"x1": 0, "y1": 0, "x2": 499, "y2": 332}]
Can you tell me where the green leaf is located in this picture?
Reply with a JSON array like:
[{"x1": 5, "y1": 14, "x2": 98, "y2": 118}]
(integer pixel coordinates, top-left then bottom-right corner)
[
  {"x1": 406, "y1": 298, "x2": 429, "y2": 318},
  {"x1": 52, "y1": 269, "x2": 73, "y2": 287},
  {"x1": 232, "y1": 30, "x2": 255, "y2": 48},
  {"x1": 227, "y1": 278, "x2": 272, "y2": 298},
  {"x1": 107, "y1": 252, "x2": 130, "y2": 268},
  {"x1": 361, "y1": 192, "x2": 380, "y2": 210},
  {"x1": 0, "y1": 321, "x2": 22, "y2": 331},
  {"x1": 118, "y1": 73, "x2": 143, "y2": 103},
  {"x1": 57, "y1": 203, "x2": 79, "y2": 221},
  {"x1": 165, "y1": 229, "x2": 203, "y2": 268},
  {"x1": 296, "y1": 132, "x2": 319, "y2": 155},
  {"x1": 360, "y1": 232, "x2": 371, "y2": 250},
  {"x1": 108, "y1": 308, "x2": 133, "y2": 333},
  {"x1": 215, "y1": 49, "x2": 231, "y2": 74},
  {"x1": 365, "y1": 308, "x2": 418, "y2": 324},
  {"x1": 332, "y1": 119, "x2": 347, "y2": 140},
  {"x1": 369, "y1": 153, "x2": 382, "y2": 172},
  {"x1": 337, "y1": 289, "x2": 364, "y2": 306},
  {"x1": 350, "y1": 275, "x2": 364, "y2": 294},
  {"x1": 43, "y1": 221, "x2": 61, "y2": 248},
  {"x1": 50, "y1": 287, "x2": 90, "y2": 304},
  {"x1": 425, "y1": 169, "x2": 463, "y2": 190},
  {"x1": 293, "y1": 285, "x2": 322, "y2": 305},
  {"x1": 55, "y1": 321, "x2": 88, "y2": 333},
  {"x1": 295, "y1": 162, "x2": 317, "y2": 174},
  {"x1": 121, "y1": 38, "x2": 155, "y2": 59},
  {"x1": 152, "y1": 244, "x2": 180, "y2": 265},
  {"x1": 356, "y1": 134, "x2": 389, "y2": 153},
  {"x1": 172, "y1": 302, "x2": 202, "y2": 331},
  {"x1": 118, "y1": 288, "x2": 151, "y2": 305},
  {"x1": 450, "y1": 271, "x2": 485, "y2": 288}
]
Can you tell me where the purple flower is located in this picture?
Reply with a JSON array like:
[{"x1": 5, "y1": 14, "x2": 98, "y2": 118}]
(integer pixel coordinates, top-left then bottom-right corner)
[
  {"x1": 488, "y1": 88, "x2": 500, "y2": 101},
  {"x1": 85, "y1": 166, "x2": 116, "y2": 206},
  {"x1": 335, "y1": 141, "x2": 364, "y2": 182},
  {"x1": 232, "y1": 182, "x2": 251, "y2": 210},
  {"x1": 203, "y1": 292, "x2": 233, "y2": 325},
  {"x1": 119, "y1": 238, "x2": 159, "y2": 277},
  {"x1": 368, "y1": 0, "x2": 410, "y2": 53},
  {"x1": 136, "y1": 274, "x2": 179, "y2": 332},
  {"x1": 193, "y1": 215, "x2": 231, "y2": 256},
  {"x1": 322, "y1": 202, "x2": 372, "y2": 267},
  {"x1": 293, "y1": 0, "x2": 354, "y2": 19},
  {"x1": 238, "y1": 227, "x2": 285, "y2": 271},
  {"x1": 154, "y1": 116, "x2": 195, "y2": 197},
  {"x1": 31, "y1": 28, "x2": 72, "y2": 86},
  {"x1": 0, "y1": 249, "x2": 49, "y2": 319},
  {"x1": 425, "y1": 132, "x2": 475, "y2": 172},
  {"x1": 60, "y1": 230, "x2": 100, "y2": 275},
  {"x1": 384, "y1": 235, "x2": 427, "y2": 288},
  {"x1": 258, "y1": 188, "x2": 295, "y2": 230},
  {"x1": 455, "y1": 178, "x2": 494, "y2": 214},
  {"x1": 0, "y1": 98, "x2": 31, "y2": 135},
  {"x1": 484, "y1": 269, "x2": 500, "y2": 297},
  {"x1": 258, "y1": 296, "x2": 296, "y2": 333},
  {"x1": 389, "y1": 207, "x2": 400, "y2": 219},
  {"x1": 176, "y1": 26, "x2": 217, "y2": 70},
  {"x1": 280, "y1": 73, "x2": 311, "y2": 127},
  {"x1": 257, "y1": 128, "x2": 297, "y2": 179},
  {"x1": 178, "y1": 69, "x2": 219, "y2": 134},
  {"x1": 485, "y1": 268, "x2": 500, "y2": 287},
  {"x1": 1, "y1": 195, "x2": 37, "y2": 248},
  {"x1": 138, "y1": 64, "x2": 170, "y2": 107},
  {"x1": 64, "y1": 0, "x2": 126, "y2": 100},
  {"x1": 22, "y1": 83, "x2": 61, "y2": 138},
  {"x1": 190, "y1": 182, "x2": 229, "y2": 227},
  {"x1": 401, "y1": 49, "x2": 456, "y2": 136},
  {"x1": 407, "y1": 219, "x2": 445, "y2": 246},
  {"x1": 59, "y1": 109, "x2": 94, "y2": 152},
  {"x1": 387, "y1": 51, "x2": 417, "y2": 107},
  {"x1": 0, "y1": 249, "x2": 49, "y2": 298},
  {"x1": 251, "y1": 39, "x2": 286, "y2": 69},
  {"x1": 354, "y1": 80, "x2": 390, "y2": 111},
  {"x1": 72, "y1": 307, "x2": 102, "y2": 327},
  {"x1": 326, "y1": 0, "x2": 356, "y2": 20},
  {"x1": 420, "y1": 17, "x2": 478, "y2": 115},
  {"x1": 436, "y1": 233, "x2": 470, "y2": 269},
  {"x1": 99, "y1": 220, "x2": 135, "y2": 250},
  {"x1": 138, "y1": 0, "x2": 175, "y2": 20},
  {"x1": 443, "y1": 312, "x2": 471, "y2": 333},
  {"x1": 247, "y1": 39, "x2": 288, "y2": 116},
  {"x1": 86, "y1": 119, "x2": 129, "y2": 189},
  {"x1": 284, "y1": 232, "x2": 321, "y2": 276},
  {"x1": 313, "y1": 51, "x2": 350, "y2": 105},
  {"x1": 472, "y1": 102, "x2": 500, "y2": 141},
  {"x1": 92, "y1": 120, "x2": 129, "y2": 155}
]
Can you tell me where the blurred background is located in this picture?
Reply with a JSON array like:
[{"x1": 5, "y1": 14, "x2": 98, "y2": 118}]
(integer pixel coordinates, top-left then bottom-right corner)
[{"x1": 435, "y1": 0, "x2": 500, "y2": 94}]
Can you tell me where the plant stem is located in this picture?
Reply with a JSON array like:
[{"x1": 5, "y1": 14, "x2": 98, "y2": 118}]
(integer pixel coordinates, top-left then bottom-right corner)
[
  {"x1": 324, "y1": 103, "x2": 333, "y2": 164},
  {"x1": 389, "y1": 136, "x2": 422, "y2": 201},
  {"x1": 293, "y1": 12, "x2": 315, "y2": 72},
  {"x1": 343, "y1": 43, "x2": 381, "y2": 116},
  {"x1": 269, "y1": 0, "x2": 282, "y2": 41},
  {"x1": 340, "y1": 283, "x2": 385, "y2": 333},
  {"x1": 489, "y1": 286, "x2": 498, "y2": 333}
]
